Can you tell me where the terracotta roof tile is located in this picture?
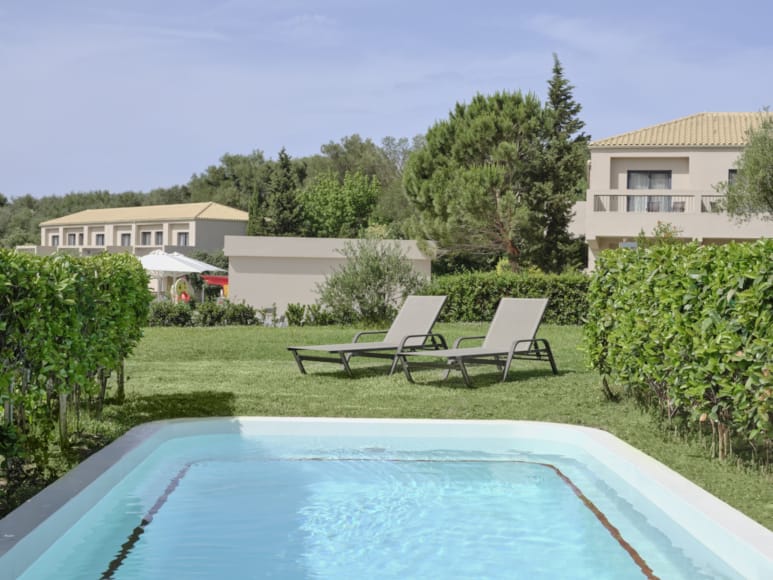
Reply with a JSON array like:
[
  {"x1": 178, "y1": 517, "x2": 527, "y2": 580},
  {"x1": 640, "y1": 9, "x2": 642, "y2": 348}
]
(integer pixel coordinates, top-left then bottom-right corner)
[
  {"x1": 40, "y1": 202, "x2": 248, "y2": 226},
  {"x1": 590, "y1": 112, "x2": 773, "y2": 148}
]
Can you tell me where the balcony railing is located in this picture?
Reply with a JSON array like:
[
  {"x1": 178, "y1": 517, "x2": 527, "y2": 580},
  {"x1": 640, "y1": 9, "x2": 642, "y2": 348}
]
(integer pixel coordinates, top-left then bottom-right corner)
[{"x1": 591, "y1": 192, "x2": 726, "y2": 214}]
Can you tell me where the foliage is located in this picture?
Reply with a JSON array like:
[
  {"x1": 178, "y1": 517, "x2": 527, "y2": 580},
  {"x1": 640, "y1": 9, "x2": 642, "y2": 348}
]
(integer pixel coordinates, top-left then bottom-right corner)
[
  {"x1": 247, "y1": 148, "x2": 307, "y2": 236},
  {"x1": 719, "y1": 114, "x2": 773, "y2": 220},
  {"x1": 148, "y1": 301, "x2": 195, "y2": 327},
  {"x1": 0, "y1": 251, "x2": 151, "y2": 496},
  {"x1": 147, "y1": 300, "x2": 258, "y2": 327},
  {"x1": 585, "y1": 240, "x2": 773, "y2": 459},
  {"x1": 403, "y1": 57, "x2": 588, "y2": 272},
  {"x1": 427, "y1": 270, "x2": 588, "y2": 325},
  {"x1": 285, "y1": 303, "x2": 334, "y2": 326},
  {"x1": 300, "y1": 171, "x2": 380, "y2": 237},
  {"x1": 316, "y1": 238, "x2": 427, "y2": 325},
  {"x1": 188, "y1": 151, "x2": 269, "y2": 210}
]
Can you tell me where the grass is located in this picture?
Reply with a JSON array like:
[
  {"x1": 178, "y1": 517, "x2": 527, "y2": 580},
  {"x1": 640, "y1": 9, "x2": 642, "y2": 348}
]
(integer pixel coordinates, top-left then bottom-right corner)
[{"x1": 78, "y1": 324, "x2": 772, "y2": 530}]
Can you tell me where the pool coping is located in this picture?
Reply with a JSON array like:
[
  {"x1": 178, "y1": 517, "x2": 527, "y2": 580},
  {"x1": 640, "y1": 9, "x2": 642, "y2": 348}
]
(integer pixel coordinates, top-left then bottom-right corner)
[{"x1": 1, "y1": 417, "x2": 772, "y2": 578}]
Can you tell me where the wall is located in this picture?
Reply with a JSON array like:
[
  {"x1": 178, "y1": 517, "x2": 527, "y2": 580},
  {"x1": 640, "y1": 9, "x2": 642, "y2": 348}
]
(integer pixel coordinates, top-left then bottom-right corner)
[{"x1": 224, "y1": 236, "x2": 433, "y2": 315}]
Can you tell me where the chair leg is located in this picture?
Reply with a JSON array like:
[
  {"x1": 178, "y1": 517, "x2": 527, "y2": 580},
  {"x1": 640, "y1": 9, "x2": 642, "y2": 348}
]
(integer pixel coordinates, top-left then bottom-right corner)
[
  {"x1": 502, "y1": 351, "x2": 515, "y2": 382},
  {"x1": 339, "y1": 353, "x2": 353, "y2": 376},
  {"x1": 399, "y1": 355, "x2": 415, "y2": 383},
  {"x1": 388, "y1": 355, "x2": 400, "y2": 375},
  {"x1": 542, "y1": 340, "x2": 558, "y2": 375},
  {"x1": 458, "y1": 359, "x2": 473, "y2": 387},
  {"x1": 291, "y1": 350, "x2": 307, "y2": 374}
]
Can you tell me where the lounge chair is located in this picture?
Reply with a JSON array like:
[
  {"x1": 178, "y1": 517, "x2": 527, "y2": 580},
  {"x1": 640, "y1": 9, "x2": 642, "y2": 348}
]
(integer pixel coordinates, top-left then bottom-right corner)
[
  {"x1": 288, "y1": 295, "x2": 448, "y2": 376},
  {"x1": 396, "y1": 297, "x2": 557, "y2": 387}
]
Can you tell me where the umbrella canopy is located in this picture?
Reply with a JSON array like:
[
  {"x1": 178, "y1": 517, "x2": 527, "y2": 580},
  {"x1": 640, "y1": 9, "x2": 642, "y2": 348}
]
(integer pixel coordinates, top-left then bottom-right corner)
[{"x1": 139, "y1": 249, "x2": 224, "y2": 277}]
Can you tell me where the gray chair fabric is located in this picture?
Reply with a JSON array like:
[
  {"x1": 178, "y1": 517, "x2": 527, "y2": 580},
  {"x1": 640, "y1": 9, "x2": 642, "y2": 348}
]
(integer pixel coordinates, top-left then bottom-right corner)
[
  {"x1": 397, "y1": 297, "x2": 557, "y2": 386},
  {"x1": 287, "y1": 295, "x2": 447, "y2": 376}
]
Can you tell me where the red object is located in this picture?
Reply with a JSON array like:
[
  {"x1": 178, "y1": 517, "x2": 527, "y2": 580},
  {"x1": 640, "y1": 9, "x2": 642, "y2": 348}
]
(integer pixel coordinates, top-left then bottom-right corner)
[
  {"x1": 201, "y1": 275, "x2": 228, "y2": 287},
  {"x1": 180, "y1": 291, "x2": 190, "y2": 303}
]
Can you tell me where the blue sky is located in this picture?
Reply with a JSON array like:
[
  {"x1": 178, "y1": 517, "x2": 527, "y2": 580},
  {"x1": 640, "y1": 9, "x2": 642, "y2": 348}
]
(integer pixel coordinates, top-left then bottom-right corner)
[{"x1": 2, "y1": 0, "x2": 772, "y2": 198}]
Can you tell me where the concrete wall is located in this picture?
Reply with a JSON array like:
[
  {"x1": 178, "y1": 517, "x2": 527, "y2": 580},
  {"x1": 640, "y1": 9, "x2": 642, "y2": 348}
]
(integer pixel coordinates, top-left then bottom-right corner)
[{"x1": 224, "y1": 236, "x2": 433, "y2": 315}]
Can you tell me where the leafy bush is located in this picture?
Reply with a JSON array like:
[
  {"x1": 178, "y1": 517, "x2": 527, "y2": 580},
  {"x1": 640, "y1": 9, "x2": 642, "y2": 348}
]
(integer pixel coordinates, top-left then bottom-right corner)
[
  {"x1": 585, "y1": 240, "x2": 773, "y2": 458},
  {"x1": 148, "y1": 301, "x2": 194, "y2": 327},
  {"x1": 316, "y1": 239, "x2": 427, "y2": 325},
  {"x1": 427, "y1": 271, "x2": 588, "y2": 325},
  {"x1": 285, "y1": 303, "x2": 306, "y2": 326},
  {"x1": 222, "y1": 302, "x2": 258, "y2": 326},
  {"x1": 195, "y1": 301, "x2": 228, "y2": 326}
]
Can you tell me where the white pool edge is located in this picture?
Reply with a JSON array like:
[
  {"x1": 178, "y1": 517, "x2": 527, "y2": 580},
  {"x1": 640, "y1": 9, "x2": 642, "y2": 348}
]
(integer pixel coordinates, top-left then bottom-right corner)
[{"x1": 1, "y1": 417, "x2": 771, "y2": 579}]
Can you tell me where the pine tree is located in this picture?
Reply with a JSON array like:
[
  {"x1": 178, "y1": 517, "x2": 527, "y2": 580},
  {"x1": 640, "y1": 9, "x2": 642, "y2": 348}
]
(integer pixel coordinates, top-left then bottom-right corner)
[{"x1": 248, "y1": 148, "x2": 306, "y2": 236}]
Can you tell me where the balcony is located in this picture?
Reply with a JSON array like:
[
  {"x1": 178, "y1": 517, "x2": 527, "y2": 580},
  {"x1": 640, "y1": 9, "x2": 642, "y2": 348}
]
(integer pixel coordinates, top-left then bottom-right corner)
[
  {"x1": 586, "y1": 191, "x2": 773, "y2": 242},
  {"x1": 592, "y1": 192, "x2": 725, "y2": 214}
]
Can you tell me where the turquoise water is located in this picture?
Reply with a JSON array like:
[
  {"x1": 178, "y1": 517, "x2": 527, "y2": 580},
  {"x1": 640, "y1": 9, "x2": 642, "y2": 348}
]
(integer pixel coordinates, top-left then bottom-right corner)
[{"x1": 20, "y1": 434, "x2": 738, "y2": 579}]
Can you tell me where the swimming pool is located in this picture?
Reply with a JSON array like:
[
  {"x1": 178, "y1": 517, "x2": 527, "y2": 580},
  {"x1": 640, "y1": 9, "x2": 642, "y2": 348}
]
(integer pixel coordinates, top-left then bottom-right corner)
[{"x1": 0, "y1": 418, "x2": 771, "y2": 578}]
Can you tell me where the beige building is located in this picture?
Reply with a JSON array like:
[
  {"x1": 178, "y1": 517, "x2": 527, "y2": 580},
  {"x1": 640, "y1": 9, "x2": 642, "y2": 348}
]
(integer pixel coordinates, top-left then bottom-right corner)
[
  {"x1": 225, "y1": 236, "x2": 433, "y2": 316},
  {"x1": 584, "y1": 112, "x2": 773, "y2": 269},
  {"x1": 19, "y1": 202, "x2": 248, "y2": 257}
]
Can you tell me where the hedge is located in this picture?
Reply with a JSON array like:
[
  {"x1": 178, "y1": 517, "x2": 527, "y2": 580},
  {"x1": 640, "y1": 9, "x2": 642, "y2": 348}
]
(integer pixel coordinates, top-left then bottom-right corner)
[
  {"x1": 426, "y1": 271, "x2": 589, "y2": 325},
  {"x1": 585, "y1": 240, "x2": 772, "y2": 458},
  {"x1": 0, "y1": 251, "x2": 151, "y2": 491}
]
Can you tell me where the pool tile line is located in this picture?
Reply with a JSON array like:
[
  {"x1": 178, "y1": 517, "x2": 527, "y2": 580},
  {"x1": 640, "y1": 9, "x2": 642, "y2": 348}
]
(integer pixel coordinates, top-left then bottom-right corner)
[{"x1": 100, "y1": 463, "x2": 192, "y2": 579}]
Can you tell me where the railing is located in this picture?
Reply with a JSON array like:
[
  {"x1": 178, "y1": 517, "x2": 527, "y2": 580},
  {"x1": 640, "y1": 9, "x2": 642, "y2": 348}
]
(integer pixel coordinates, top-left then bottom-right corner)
[{"x1": 591, "y1": 193, "x2": 726, "y2": 214}]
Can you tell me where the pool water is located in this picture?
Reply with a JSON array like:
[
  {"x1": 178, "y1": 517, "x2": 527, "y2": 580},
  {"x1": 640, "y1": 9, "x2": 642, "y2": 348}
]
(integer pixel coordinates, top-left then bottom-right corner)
[{"x1": 18, "y1": 433, "x2": 741, "y2": 579}]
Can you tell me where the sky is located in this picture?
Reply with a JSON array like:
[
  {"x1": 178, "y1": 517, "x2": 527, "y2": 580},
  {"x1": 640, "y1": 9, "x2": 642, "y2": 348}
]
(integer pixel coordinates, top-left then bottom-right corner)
[{"x1": 2, "y1": 0, "x2": 772, "y2": 198}]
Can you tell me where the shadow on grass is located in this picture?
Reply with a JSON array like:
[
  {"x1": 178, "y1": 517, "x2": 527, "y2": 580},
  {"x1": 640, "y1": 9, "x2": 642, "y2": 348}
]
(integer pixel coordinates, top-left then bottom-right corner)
[
  {"x1": 404, "y1": 367, "x2": 570, "y2": 389},
  {"x1": 103, "y1": 390, "x2": 237, "y2": 429}
]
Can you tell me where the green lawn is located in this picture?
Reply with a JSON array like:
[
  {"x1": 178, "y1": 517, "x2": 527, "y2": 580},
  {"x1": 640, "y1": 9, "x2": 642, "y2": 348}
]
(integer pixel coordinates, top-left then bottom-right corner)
[{"x1": 93, "y1": 323, "x2": 773, "y2": 530}]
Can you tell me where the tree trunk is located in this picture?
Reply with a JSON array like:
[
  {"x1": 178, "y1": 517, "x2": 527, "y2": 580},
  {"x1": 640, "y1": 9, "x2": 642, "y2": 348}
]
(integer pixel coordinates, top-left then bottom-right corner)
[{"x1": 116, "y1": 360, "x2": 126, "y2": 403}]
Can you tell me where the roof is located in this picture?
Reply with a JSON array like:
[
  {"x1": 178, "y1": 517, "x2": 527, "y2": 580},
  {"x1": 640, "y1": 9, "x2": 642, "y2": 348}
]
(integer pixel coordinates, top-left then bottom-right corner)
[
  {"x1": 40, "y1": 202, "x2": 249, "y2": 227},
  {"x1": 590, "y1": 112, "x2": 773, "y2": 149},
  {"x1": 224, "y1": 236, "x2": 433, "y2": 260}
]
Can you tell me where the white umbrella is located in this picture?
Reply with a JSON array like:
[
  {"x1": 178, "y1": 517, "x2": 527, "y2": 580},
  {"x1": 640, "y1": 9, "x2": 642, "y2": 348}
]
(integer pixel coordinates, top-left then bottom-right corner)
[
  {"x1": 139, "y1": 250, "x2": 225, "y2": 299},
  {"x1": 139, "y1": 249, "x2": 224, "y2": 276}
]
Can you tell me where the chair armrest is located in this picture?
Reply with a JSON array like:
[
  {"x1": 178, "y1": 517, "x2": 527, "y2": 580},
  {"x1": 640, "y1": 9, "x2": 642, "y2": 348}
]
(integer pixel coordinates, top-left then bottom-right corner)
[
  {"x1": 353, "y1": 329, "x2": 387, "y2": 343},
  {"x1": 397, "y1": 332, "x2": 448, "y2": 351},
  {"x1": 452, "y1": 335, "x2": 486, "y2": 348}
]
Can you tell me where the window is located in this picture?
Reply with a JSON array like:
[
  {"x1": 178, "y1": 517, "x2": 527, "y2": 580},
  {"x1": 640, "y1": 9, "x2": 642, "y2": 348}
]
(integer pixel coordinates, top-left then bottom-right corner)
[
  {"x1": 78, "y1": 233, "x2": 84, "y2": 245},
  {"x1": 728, "y1": 169, "x2": 737, "y2": 184},
  {"x1": 95, "y1": 233, "x2": 105, "y2": 246},
  {"x1": 155, "y1": 231, "x2": 163, "y2": 245},
  {"x1": 141, "y1": 232, "x2": 151, "y2": 245},
  {"x1": 120, "y1": 233, "x2": 131, "y2": 246},
  {"x1": 67, "y1": 233, "x2": 76, "y2": 246},
  {"x1": 177, "y1": 232, "x2": 189, "y2": 246},
  {"x1": 627, "y1": 170, "x2": 672, "y2": 189},
  {"x1": 627, "y1": 171, "x2": 672, "y2": 212},
  {"x1": 51, "y1": 235, "x2": 60, "y2": 247}
]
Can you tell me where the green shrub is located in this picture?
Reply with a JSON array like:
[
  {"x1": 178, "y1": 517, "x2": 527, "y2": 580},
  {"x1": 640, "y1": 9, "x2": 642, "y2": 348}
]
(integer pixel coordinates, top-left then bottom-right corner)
[
  {"x1": 585, "y1": 240, "x2": 773, "y2": 458},
  {"x1": 317, "y1": 239, "x2": 426, "y2": 325},
  {"x1": 148, "y1": 301, "x2": 194, "y2": 327},
  {"x1": 427, "y1": 271, "x2": 588, "y2": 325},
  {"x1": 222, "y1": 301, "x2": 258, "y2": 326},
  {"x1": 195, "y1": 301, "x2": 228, "y2": 327},
  {"x1": 285, "y1": 303, "x2": 306, "y2": 326}
]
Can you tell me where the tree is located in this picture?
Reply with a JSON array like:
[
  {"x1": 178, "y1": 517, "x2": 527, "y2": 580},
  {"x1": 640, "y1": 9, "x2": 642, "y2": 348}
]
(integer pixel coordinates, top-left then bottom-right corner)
[
  {"x1": 248, "y1": 148, "x2": 306, "y2": 235},
  {"x1": 403, "y1": 59, "x2": 588, "y2": 272},
  {"x1": 189, "y1": 151, "x2": 269, "y2": 211},
  {"x1": 721, "y1": 113, "x2": 773, "y2": 220},
  {"x1": 300, "y1": 171, "x2": 379, "y2": 237},
  {"x1": 403, "y1": 90, "x2": 547, "y2": 270},
  {"x1": 524, "y1": 54, "x2": 590, "y2": 272}
]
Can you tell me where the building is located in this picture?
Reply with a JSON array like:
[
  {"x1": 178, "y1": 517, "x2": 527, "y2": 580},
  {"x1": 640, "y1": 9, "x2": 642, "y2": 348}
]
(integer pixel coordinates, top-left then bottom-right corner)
[
  {"x1": 584, "y1": 112, "x2": 773, "y2": 269},
  {"x1": 18, "y1": 202, "x2": 249, "y2": 257},
  {"x1": 224, "y1": 236, "x2": 433, "y2": 316}
]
